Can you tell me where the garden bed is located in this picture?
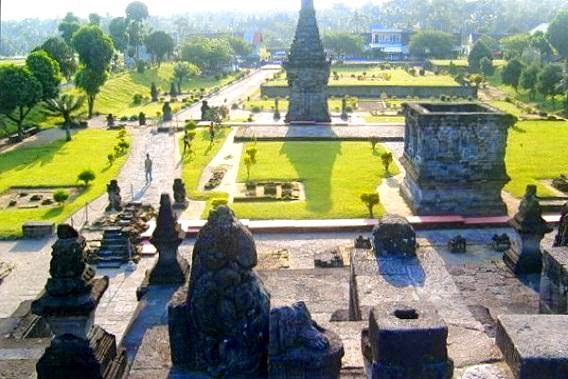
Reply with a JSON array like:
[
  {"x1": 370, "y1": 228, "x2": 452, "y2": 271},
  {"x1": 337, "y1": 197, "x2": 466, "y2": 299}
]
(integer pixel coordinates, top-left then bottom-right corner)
[
  {"x1": 234, "y1": 181, "x2": 305, "y2": 203},
  {"x1": 0, "y1": 187, "x2": 83, "y2": 210}
]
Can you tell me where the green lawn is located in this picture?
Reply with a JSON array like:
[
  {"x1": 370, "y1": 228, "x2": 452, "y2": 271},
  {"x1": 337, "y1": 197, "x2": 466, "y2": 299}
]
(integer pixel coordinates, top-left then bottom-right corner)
[
  {"x1": 505, "y1": 120, "x2": 568, "y2": 198},
  {"x1": 0, "y1": 130, "x2": 130, "y2": 238},
  {"x1": 180, "y1": 128, "x2": 229, "y2": 201},
  {"x1": 363, "y1": 115, "x2": 406, "y2": 124},
  {"x1": 243, "y1": 98, "x2": 358, "y2": 113},
  {"x1": 231, "y1": 142, "x2": 396, "y2": 220},
  {"x1": 430, "y1": 59, "x2": 507, "y2": 68},
  {"x1": 266, "y1": 66, "x2": 458, "y2": 87}
]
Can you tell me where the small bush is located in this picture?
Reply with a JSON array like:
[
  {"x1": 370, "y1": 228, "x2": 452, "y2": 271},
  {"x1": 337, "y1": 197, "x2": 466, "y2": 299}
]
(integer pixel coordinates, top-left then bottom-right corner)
[
  {"x1": 129, "y1": 115, "x2": 139, "y2": 121},
  {"x1": 107, "y1": 154, "x2": 116, "y2": 166},
  {"x1": 251, "y1": 105, "x2": 262, "y2": 113},
  {"x1": 211, "y1": 198, "x2": 228, "y2": 208},
  {"x1": 360, "y1": 192, "x2": 380, "y2": 218},
  {"x1": 53, "y1": 190, "x2": 69, "y2": 206},
  {"x1": 133, "y1": 94, "x2": 143, "y2": 105},
  {"x1": 120, "y1": 116, "x2": 129, "y2": 122},
  {"x1": 78, "y1": 169, "x2": 96, "y2": 186}
]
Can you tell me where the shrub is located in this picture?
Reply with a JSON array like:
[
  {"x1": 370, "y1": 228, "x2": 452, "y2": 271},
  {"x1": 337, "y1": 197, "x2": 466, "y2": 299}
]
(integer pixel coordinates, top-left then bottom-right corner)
[
  {"x1": 107, "y1": 154, "x2": 116, "y2": 166},
  {"x1": 133, "y1": 94, "x2": 143, "y2": 105},
  {"x1": 78, "y1": 169, "x2": 96, "y2": 186},
  {"x1": 129, "y1": 115, "x2": 139, "y2": 121},
  {"x1": 251, "y1": 105, "x2": 262, "y2": 113},
  {"x1": 360, "y1": 192, "x2": 380, "y2": 218},
  {"x1": 381, "y1": 152, "x2": 394, "y2": 174},
  {"x1": 370, "y1": 137, "x2": 380, "y2": 151},
  {"x1": 120, "y1": 116, "x2": 129, "y2": 122},
  {"x1": 136, "y1": 60, "x2": 145, "y2": 73},
  {"x1": 53, "y1": 190, "x2": 69, "y2": 206},
  {"x1": 117, "y1": 129, "x2": 127, "y2": 140},
  {"x1": 211, "y1": 198, "x2": 228, "y2": 208}
]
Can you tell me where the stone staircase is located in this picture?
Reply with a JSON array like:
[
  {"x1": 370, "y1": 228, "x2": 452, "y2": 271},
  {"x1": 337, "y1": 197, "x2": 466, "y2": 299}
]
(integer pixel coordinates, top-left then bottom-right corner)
[{"x1": 96, "y1": 228, "x2": 133, "y2": 269}]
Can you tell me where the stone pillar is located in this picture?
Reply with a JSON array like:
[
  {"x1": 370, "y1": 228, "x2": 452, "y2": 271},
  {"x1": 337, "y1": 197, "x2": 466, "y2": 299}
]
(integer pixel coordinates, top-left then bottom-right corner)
[
  {"x1": 268, "y1": 302, "x2": 344, "y2": 379},
  {"x1": 137, "y1": 194, "x2": 189, "y2": 299},
  {"x1": 105, "y1": 180, "x2": 122, "y2": 212},
  {"x1": 365, "y1": 303, "x2": 453, "y2": 379},
  {"x1": 504, "y1": 185, "x2": 553, "y2": 274},
  {"x1": 31, "y1": 225, "x2": 126, "y2": 379}
]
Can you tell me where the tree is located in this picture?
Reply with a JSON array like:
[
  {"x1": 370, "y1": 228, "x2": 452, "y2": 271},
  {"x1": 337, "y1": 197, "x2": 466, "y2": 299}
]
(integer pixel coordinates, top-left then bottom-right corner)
[
  {"x1": 126, "y1": 1, "x2": 149, "y2": 22},
  {"x1": 360, "y1": 192, "x2": 380, "y2": 218},
  {"x1": 36, "y1": 38, "x2": 77, "y2": 82},
  {"x1": 126, "y1": 1, "x2": 149, "y2": 60},
  {"x1": 181, "y1": 38, "x2": 234, "y2": 73},
  {"x1": 530, "y1": 31, "x2": 553, "y2": 62},
  {"x1": 537, "y1": 64, "x2": 563, "y2": 104},
  {"x1": 469, "y1": 74, "x2": 484, "y2": 88},
  {"x1": 170, "y1": 83, "x2": 177, "y2": 98},
  {"x1": 480, "y1": 57, "x2": 495, "y2": 77},
  {"x1": 145, "y1": 31, "x2": 175, "y2": 66},
  {"x1": 109, "y1": 17, "x2": 129, "y2": 52},
  {"x1": 520, "y1": 64, "x2": 540, "y2": 100},
  {"x1": 173, "y1": 62, "x2": 200, "y2": 94},
  {"x1": 468, "y1": 40, "x2": 492, "y2": 72},
  {"x1": 44, "y1": 94, "x2": 85, "y2": 141},
  {"x1": 381, "y1": 152, "x2": 393, "y2": 174},
  {"x1": 58, "y1": 12, "x2": 81, "y2": 45},
  {"x1": 26, "y1": 51, "x2": 61, "y2": 101},
  {"x1": 72, "y1": 26, "x2": 115, "y2": 118},
  {"x1": 89, "y1": 13, "x2": 101, "y2": 26},
  {"x1": 547, "y1": 10, "x2": 568, "y2": 112},
  {"x1": 150, "y1": 82, "x2": 159, "y2": 102},
  {"x1": 323, "y1": 32, "x2": 364, "y2": 58},
  {"x1": 0, "y1": 65, "x2": 42, "y2": 140},
  {"x1": 53, "y1": 190, "x2": 70, "y2": 206},
  {"x1": 501, "y1": 58, "x2": 524, "y2": 92},
  {"x1": 78, "y1": 169, "x2": 96, "y2": 186},
  {"x1": 226, "y1": 36, "x2": 253, "y2": 58},
  {"x1": 501, "y1": 34, "x2": 530, "y2": 59},
  {"x1": 409, "y1": 30, "x2": 454, "y2": 59}
]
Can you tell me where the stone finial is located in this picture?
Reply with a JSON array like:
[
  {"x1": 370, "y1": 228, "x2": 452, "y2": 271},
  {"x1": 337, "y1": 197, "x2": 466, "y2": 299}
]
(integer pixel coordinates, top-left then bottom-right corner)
[
  {"x1": 172, "y1": 179, "x2": 188, "y2": 209},
  {"x1": 510, "y1": 185, "x2": 552, "y2": 235},
  {"x1": 302, "y1": 0, "x2": 314, "y2": 10},
  {"x1": 106, "y1": 180, "x2": 122, "y2": 212},
  {"x1": 554, "y1": 201, "x2": 568, "y2": 247},
  {"x1": 152, "y1": 194, "x2": 181, "y2": 245}
]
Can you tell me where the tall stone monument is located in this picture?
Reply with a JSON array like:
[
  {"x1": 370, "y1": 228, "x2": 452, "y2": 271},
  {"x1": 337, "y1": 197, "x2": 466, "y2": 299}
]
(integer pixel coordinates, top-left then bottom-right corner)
[
  {"x1": 284, "y1": 0, "x2": 331, "y2": 123},
  {"x1": 400, "y1": 102, "x2": 515, "y2": 216}
]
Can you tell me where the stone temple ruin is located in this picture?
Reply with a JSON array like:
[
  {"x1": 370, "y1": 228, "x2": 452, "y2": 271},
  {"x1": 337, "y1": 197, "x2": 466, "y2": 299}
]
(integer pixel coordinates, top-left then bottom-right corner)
[
  {"x1": 284, "y1": 0, "x2": 331, "y2": 124},
  {"x1": 401, "y1": 102, "x2": 516, "y2": 216}
]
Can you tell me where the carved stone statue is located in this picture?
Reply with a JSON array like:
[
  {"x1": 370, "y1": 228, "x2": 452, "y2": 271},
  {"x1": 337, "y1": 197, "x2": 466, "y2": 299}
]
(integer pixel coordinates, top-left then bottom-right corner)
[
  {"x1": 554, "y1": 201, "x2": 568, "y2": 247},
  {"x1": 201, "y1": 100, "x2": 211, "y2": 121},
  {"x1": 106, "y1": 180, "x2": 122, "y2": 212},
  {"x1": 372, "y1": 215, "x2": 417, "y2": 257},
  {"x1": 169, "y1": 206, "x2": 270, "y2": 377},
  {"x1": 172, "y1": 179, "x2": 188, "y2": 209},
  {"x1": 162, "y1": 101, "x2": 173, "y2": 122},
  {"x1": 269, "y1": 301, "x2": 344, "y2": 378}
]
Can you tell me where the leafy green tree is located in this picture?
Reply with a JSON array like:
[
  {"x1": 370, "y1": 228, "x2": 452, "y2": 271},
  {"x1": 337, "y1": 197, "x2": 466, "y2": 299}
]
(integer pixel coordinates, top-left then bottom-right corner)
[
  {"x1": 126, "y1": 1, "x2": 149, "y2": 22},
  {"x1": 173, "y1": 62, "x2": 200, "y2": 94},
  {"x1": 0, "y1": 65, "x2": 42, "y2": 139},
  {"x1": 225, "y1": 36, "x2": 253, "y2": 58},
  {"x1": 26, "y1": 51, "x2": 61, "y2": 101},
  {"x1": 53, "y1": 190, "x2": 70, "y2": 206},
  {"x1": 58, "y1": 12, "x2": 81, "y2": 45},
  {"x1": 360, "y1": 192, "x2": 380, "y2": 218},
  {"x1": 469, "y1": 73, "x2": 484, "y2": 88},
  {"x1": 126, "y1": 1, "x2": 149, "y2": 60},
  {"x1": 72, "y1": 26, "x2": 114, "y2": 117},
  {"x1": 109, "y1": 17, "x2": 129, "y2": 52},
  {"x1": 44, "y1": 94, "x2": 85, "y2": 141},
  {"x1": 181, "y1": 38, "x2": 233, "y2": 72},
  {"x1": 501, "y1": 34, "x2": 531, "y2": 59},
  {"x1": 323, "y1": 32, "x2": 364, "y2": 58},
  {"x1": 89, "y1": 13, "x2": 101, "y2": 26},
  {"x1": 37, "y1": 38, "x2": 77, "y2": 82},
  {"x1": 501, "y1": 58, "x2": 524, "y2": 92},
  {"x1": 520, "y1": 64, "x2": 540, "y2": 100},
  {"x1": 547, "y1": 10, "x2": 568, "y2": 112},
  {"x1": 77, "y1": 169, "x2": 96, "y2": 186},
  {"x1": 145, "y1": 31, "x2": 175, "y2": 66},
  {"x1": 537, "y1": 64, "x2": 563, "y2": 104},
  {"x1": 150, "y1": 82, "x2": 159, "y2": 101},
  {"x1": 480, "y1": 57, "x2": 495, "y2": 77},
  {"x1": 530, "y1": 31, "x2": 553, "y2": 62},
  {"x1": 381, "y1": 152, "x2": 393, "y2": 174},
  {"x1": 468, "y1": 40, "x2": 492, "y2": 72},
  {"x1": 409, "y1": 30, "x2": 454, "y2": 59}
]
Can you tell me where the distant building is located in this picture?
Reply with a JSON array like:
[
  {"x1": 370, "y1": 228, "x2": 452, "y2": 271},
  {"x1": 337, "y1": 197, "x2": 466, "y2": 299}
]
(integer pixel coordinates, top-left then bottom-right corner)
[
  {"x1": 367, "y1": 25, "x2": 412, "y2": 61},
  {"x1": 530, "y1": 23, "x2": 549, "y2": 35},
  {"x1": 463, "y1": 32, "x2": 510, "y2": 56}
]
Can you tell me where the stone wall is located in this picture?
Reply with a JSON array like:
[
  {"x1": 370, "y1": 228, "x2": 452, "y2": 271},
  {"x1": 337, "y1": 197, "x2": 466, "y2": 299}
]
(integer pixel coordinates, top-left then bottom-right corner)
[
  {"x1": 540, "y1": 234, "x2": 568, "y2": 314},
  {"x1": 400, "y1": 102, "x2": 515, "y2": 216},
  {"x1": 261, "y1": 84, "x2": 477, "y2": 100}
]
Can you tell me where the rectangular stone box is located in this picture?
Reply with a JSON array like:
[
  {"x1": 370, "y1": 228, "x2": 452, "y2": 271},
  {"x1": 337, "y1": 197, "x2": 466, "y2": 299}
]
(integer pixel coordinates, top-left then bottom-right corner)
[
  {"x1": 496, "y1": 315, "x2": 568, "y2": 379},
  {"x1": 400, "y1": 102, "x2": 515, "y2": 216},
  {"x1": 368, "y1": 302, "x2": 453, "y2": 379},
  {"x1": 22, "y1": 222, "x2": 55, "y2": 239},
  {"x1": 540, "y1": 235, "x2": 568, "y2": 314}
]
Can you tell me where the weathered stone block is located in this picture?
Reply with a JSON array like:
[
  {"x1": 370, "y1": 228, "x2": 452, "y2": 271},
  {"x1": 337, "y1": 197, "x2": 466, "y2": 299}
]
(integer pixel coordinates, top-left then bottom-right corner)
[
  {"x1": 400, "y1": 102, "x2": 515, "y2": 216},
  {"x1": 496, "y1": 315, "x2": 568, "y2": 379},
  {"x1": 367, "y1": 303, "x2": 453, "y2": 379},
  {"x1": 540, "y1": 235, "x2": 568, "y2": 314},
  {"x1": 22, "y1": 222, "x2": 55, "y2": 239},
  {"x1": 372, "y1": 215, "x2": 416, "y2": 257}
]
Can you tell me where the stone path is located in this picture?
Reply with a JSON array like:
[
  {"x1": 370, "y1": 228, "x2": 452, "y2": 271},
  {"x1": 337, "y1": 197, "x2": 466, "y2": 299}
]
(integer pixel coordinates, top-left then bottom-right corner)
[
  {"x1": 378, "y1": 141, "x2": 412, "y2": 217},
  {"x1": 234, "y1": 124, "x2": 404, "y2": 142}
]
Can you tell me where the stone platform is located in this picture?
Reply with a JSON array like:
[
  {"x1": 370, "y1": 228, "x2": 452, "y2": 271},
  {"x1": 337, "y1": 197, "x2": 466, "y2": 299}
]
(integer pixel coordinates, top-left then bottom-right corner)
[{"x1": 234, "y1": 125, "x2": 404, "y2": 142}]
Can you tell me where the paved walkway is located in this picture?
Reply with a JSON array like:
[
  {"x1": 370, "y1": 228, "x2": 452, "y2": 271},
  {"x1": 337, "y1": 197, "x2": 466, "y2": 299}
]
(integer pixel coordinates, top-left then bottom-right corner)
[{"x1": 234, "y1": 124, "x2": 404, "y2": 141}]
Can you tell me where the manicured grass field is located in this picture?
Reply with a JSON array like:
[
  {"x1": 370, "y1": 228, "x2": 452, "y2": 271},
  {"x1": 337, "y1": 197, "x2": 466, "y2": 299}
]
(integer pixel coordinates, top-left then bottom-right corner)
[
  {"x1": 0, "y1": 130, "x2": 130, "y2": 238},
  {"x1": 231, "y1": 142, "x2": 397, "y2": 220},
  {"x1": 266, "y1": 66, "x2": 458, "y2": 87},
  {"x1": 180, "y1": 128, "x2": 228, "y2": 200},
  {"x1": 430, "y1": 59, "x2": 507, "y2": 68},
  {"x1": 242, "y1": 98, "x2": 358, "y2": 113},
  {"x1": 505, "y1": 120, "x2": 568, "y2": 198},
  {"x1": 363, "y1": 115, "x2": 406, "y2": 124}
]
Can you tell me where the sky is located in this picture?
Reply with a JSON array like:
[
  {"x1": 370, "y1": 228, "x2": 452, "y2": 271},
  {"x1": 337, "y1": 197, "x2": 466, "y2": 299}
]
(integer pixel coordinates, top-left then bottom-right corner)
[{"x1": 2, "y1": 0, "x2": 377, "y2": 21}]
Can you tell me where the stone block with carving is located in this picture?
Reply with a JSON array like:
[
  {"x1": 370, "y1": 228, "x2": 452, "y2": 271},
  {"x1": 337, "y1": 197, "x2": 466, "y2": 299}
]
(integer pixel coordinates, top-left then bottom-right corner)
[{"x1": 372, "y1": 215, "x2": 416, "y2": 257}]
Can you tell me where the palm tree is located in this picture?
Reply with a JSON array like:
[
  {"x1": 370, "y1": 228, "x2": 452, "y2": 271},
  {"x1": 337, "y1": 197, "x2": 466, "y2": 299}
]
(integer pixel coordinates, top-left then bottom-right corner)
[{"x1": 44, "y1": 94, "x2": 86, "y2": 141}]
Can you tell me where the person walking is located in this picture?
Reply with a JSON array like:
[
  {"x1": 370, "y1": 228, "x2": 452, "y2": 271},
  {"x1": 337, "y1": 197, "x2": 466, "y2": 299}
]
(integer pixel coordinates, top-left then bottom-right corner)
[
  {"x1": 145, "y1": 154, "x2": 153, "y2": 183},
  {"x1": 209, "y1": 122, "x2": 215, "y2": 144},
  {"x1": 183, "y1": 132, "x2": 191, "y2": 155}
]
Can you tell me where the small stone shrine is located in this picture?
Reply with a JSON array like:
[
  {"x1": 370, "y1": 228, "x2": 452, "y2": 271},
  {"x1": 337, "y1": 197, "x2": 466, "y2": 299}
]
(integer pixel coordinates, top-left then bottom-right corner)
[
  {"x1": 138, "y1": 194, "x2": 188, "y2": 300},
  {"x1": 168, "y1": 206, "x2": 343, "y2": 378},
  {"x1": 365, "y1": 303, "x2": 454, "y2": 379},
  {"x1": 400, "y1": 102, "x2": 515, "y2": 216},
  {"x1": 200, "y1": 100, "x2": 210, "y2": 121},
  {"x1": 172, "y1": 179, "x2": 188, "y2": 209},
  {"x1": 372, "y1": 214, "x2": 416, "y2": 257},
  {"x1": 31, "y1": 225, "x2": 127, "y2": 379},
  {"x1": 268, "y1": 302, "x2": 344, "y2": 379},
  {"x1": 284, "y1": 0, "x2": 331, "y2": 123},
  {"x1": 554, "y1": 201, "x2": 568, "y2": 247},
  {"x1": 504, "y1": 185, "x2": 553, "y2": 274},
  {"x1": 106, "y1": 180, "x2": 122, "y2": 212},
  {"x1": 448, "y1": 235, "x2": 467, "y2": 254}
]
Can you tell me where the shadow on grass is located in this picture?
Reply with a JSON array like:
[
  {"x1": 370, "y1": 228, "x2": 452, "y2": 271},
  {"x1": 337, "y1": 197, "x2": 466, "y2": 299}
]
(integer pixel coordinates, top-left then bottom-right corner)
[
  {"x1": 1, "y1": 139, "x2": 66, "y2": 176},
  {"x1": 280, "y1": 141, "x2": 342, "y2": 214}
]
